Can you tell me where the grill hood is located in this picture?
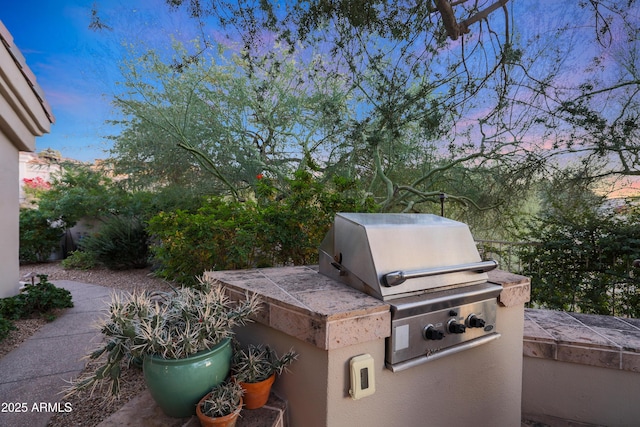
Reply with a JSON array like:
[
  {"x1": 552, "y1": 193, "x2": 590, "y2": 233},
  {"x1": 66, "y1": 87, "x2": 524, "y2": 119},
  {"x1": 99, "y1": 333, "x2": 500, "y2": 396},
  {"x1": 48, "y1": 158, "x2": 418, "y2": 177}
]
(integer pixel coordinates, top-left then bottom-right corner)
[{"x1": 319, "y1": 213, "x2": 497, "y2": 300}]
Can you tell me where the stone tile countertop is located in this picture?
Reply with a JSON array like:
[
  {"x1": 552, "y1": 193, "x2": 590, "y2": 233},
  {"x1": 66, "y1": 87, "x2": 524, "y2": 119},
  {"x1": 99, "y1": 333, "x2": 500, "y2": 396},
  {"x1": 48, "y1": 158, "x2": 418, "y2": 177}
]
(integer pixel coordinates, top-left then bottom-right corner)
[
  {"x1": 487, "y1": 269, "x2": 530, "y2": 307},
  {"x1": 206, "y1": 266, "x2": 530, "y2": 351},
  {"x1": 206, "y1": 266, "x2": 392, "y2": 350},
  {"x1": 524, "y1": 309, "x2": 640, "y2": 373}
]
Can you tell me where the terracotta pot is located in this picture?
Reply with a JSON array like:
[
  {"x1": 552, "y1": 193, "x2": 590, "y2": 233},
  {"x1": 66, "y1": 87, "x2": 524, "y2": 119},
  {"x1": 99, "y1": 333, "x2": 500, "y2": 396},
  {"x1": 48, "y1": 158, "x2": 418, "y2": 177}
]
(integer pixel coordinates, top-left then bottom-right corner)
[
  {"x1": 196, "y1": 395, "x2": 243, "y2": 427},
  {"x1": 240, "y1": 373, "x2": 276, "y2": 409}
]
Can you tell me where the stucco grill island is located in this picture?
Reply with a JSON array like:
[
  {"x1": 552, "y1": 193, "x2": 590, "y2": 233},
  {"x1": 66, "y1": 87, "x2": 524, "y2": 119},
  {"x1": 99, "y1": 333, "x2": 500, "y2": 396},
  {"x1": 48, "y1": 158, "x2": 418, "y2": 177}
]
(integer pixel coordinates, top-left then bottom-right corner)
[{"x1": 206, "y1": 212, "x2": 529, "y2": 426}]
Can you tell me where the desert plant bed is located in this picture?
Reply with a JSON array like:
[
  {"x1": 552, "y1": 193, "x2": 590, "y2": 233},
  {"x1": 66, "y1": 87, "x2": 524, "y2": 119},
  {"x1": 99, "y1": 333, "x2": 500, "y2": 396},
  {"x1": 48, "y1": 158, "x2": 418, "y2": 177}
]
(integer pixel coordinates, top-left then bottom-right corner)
[{"x1": 15, "y1": 262, "x2": 171, "y2": 427}]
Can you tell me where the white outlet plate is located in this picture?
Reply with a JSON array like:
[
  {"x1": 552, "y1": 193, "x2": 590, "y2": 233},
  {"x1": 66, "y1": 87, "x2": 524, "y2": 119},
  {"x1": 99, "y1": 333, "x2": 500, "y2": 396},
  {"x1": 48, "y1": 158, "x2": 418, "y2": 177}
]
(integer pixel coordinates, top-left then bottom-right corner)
[{"x1": 349, "y1": 354, "x2": 375, "y2": 400}]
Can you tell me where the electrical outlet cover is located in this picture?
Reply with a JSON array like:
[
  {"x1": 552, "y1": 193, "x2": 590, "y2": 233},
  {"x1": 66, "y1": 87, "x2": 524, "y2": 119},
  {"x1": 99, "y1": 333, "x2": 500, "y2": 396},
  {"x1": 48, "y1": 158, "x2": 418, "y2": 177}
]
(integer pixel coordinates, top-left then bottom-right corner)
[{"x1": 349, "y1": 354, "x2": 375, "y2": 399}]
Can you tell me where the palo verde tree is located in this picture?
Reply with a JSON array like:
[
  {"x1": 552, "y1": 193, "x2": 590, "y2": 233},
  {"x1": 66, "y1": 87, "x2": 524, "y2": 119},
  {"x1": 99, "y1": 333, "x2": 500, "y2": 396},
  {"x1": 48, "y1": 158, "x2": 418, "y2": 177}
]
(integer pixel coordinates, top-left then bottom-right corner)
[
  {"x1": 95, "y1": 0, "x2": 639, "y2": 239},
  {"x1": 109, "y1": 41, "x2": 352, "y2": 199},
  {"x1": 157, "y1": 1, "x2": 639, "y2": 213}
]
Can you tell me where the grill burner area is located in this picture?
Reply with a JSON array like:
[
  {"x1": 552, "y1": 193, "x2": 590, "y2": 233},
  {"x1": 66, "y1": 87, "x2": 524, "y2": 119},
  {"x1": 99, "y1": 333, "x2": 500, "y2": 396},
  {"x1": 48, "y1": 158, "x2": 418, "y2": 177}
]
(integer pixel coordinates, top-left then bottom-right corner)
[
  {"x1": 319, "y1": 213, "x2": 501, "y2": 371},
  {"x1": 386, "y1": 282, "x2": 501, "y2": 371}
]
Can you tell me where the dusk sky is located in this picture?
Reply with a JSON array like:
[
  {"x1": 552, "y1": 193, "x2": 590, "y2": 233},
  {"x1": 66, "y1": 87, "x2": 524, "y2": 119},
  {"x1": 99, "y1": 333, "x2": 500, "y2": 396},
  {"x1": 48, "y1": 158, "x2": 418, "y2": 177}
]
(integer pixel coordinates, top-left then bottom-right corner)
[
  {"x1": 1, "y1": 0, "x2": 197, "y2": 162},
  {"x1": 2, "y1": 0, "x2": 638, "y2": 201},
  {"x1": 0, "y1": 1, "x2": 549, "y2": 163}
]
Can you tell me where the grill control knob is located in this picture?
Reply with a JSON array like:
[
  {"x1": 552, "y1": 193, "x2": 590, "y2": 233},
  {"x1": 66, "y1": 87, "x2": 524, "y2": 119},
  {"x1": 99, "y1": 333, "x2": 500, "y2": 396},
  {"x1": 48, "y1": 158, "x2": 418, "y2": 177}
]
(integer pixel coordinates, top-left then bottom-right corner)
[
  {"x1": 447, "y1": 319, "x2": 466, "y2": 334},
  {"x1": 423, "y1": 324, "x2": 444, "y2": 340},
  {"x1": 466, "y1": 314, "x2": 486, "y2": 329}
]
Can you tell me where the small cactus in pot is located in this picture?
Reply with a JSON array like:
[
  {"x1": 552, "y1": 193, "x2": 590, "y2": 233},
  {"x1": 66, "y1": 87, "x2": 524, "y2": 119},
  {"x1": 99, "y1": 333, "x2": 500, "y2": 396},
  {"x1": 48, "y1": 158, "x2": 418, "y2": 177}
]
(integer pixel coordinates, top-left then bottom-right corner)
[
  {"x1": 197, "y1": 379, "x2": 244, "y2": 426},
  {"x1": 232, "y1": 344, "x2": 297, "y2": 409}
]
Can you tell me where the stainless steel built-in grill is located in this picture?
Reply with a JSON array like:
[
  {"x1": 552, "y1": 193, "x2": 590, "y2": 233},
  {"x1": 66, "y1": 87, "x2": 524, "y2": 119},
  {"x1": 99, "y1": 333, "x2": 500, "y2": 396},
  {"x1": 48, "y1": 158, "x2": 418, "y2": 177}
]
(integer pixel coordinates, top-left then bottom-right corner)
[{"x1": 319, "y1": 213, "x2": 501, "y2": 372}]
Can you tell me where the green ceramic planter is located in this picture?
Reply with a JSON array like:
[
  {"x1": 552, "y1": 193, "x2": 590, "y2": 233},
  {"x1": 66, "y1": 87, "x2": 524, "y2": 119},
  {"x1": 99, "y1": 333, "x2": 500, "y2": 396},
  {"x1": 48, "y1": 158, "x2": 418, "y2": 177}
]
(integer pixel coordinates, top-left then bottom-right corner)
[{"x1": 143, "y1": 338, "x2": 232, "y2": 418}]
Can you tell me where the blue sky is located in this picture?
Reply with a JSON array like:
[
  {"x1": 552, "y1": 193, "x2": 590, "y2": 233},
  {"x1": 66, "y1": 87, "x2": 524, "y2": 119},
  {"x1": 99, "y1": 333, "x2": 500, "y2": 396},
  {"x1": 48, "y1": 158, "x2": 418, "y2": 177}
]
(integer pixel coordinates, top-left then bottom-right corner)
[
  {"x1": 0, "y1": 1, "x2": 515, "y2": 164},
  {"x1": 1, "y1": 0, "x2": 196, "y2": 162},
  {"x1": 2, "y1": 0, "x2": 638, "y2": 201},
  {"x1": 3, "y1": 1, "x2": 111, "y2": 161},
  {"x1": 0, "y1": 1, "x2": 591, "y2": 164}
]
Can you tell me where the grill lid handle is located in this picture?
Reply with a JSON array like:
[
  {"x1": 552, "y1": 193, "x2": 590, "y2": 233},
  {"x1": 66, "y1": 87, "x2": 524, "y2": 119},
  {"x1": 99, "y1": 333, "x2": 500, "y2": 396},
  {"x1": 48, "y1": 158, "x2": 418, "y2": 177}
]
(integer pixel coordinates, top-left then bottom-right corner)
[{"x1": 382, "y1": 260, "x2": 498, "y2": 287}]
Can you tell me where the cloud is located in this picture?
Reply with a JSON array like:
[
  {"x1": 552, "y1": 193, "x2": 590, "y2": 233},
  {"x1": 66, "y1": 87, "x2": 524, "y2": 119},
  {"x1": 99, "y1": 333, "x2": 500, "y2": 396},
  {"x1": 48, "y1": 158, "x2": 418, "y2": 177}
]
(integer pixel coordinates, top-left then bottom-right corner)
[{"x1": 44, "y1": 88, "x2": 95, "y2": 108}]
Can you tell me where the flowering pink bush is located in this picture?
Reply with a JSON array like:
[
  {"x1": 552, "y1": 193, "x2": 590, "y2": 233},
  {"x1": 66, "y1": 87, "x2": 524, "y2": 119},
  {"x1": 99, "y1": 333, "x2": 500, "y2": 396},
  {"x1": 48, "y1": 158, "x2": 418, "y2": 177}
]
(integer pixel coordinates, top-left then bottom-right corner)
[
  {"x1": 22, "y1": 177, "x2": 51, "y2": 205},
  {"x1": 23, "y1": 177, "x2": 51, "y2": 190}
]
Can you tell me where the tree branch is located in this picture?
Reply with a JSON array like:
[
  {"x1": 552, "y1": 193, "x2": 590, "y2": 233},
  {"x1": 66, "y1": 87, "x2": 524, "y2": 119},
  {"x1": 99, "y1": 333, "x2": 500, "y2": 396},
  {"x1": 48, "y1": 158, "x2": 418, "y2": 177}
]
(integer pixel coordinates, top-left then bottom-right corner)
[{"x1": 435, "y1": 0, "x2": 510, "y2": 40}]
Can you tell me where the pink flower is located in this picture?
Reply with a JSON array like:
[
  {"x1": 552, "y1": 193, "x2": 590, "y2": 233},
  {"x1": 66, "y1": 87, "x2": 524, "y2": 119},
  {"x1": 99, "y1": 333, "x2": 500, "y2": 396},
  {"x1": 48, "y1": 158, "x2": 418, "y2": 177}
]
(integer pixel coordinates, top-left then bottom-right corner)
[{"x1": 23, "y1": 177, "x2": 51, "y2": 190}]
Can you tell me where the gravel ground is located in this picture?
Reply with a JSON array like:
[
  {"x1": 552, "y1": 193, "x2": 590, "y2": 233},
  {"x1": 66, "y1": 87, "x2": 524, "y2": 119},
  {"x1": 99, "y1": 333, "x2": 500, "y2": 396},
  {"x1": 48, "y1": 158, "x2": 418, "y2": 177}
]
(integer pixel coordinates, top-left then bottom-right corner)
[
  {"x1": 7, "y1": 261, "x2": 176, "y2": 427},
  {"x1": 19, "y1": 261, "x2": 176, "y2": 294},
  {"x1": 0, "y1": 317, "x2": 48, "y2": 359}
]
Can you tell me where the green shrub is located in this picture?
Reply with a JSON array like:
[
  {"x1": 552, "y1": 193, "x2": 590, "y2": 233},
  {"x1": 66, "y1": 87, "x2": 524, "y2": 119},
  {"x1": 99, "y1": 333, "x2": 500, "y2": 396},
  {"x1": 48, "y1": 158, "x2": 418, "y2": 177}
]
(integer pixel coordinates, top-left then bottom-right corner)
[
  {"x1": 0, "y1": 275, "x2": 74, "y2": 342},
  {"x1": 0, "y1": 315, "x2": 16, "y2": 342},
  {"x1": 61, "y1": 250, "x2": 97, "y2": 270},
  {"x1": 0, "y1": 296, "x2": 25, "y2": 320},
  {"x1": 19, "y1": 208, "x2": 63, "y2": 264},
  {"x1": 80, "y1": 216, "x2": 149, "y2": 270},
  {"x1": 36, "y1": 165, "x2": 124, "y2": 229},
  {"x1": 148, "y1": 171, "x2": 376, "y2": 285},
  {"x1": 258, "y1": 171, "x2": 376, "y2": 266},
  {"x1": 148, "y1": 200, "x2": 260, "y2": 286},
  {"x1": 18, "y1": 275, "x2": 74, "y2": 316},
  {"x1": 519, "y1": 206, "x2": 640, "y2": 317}
]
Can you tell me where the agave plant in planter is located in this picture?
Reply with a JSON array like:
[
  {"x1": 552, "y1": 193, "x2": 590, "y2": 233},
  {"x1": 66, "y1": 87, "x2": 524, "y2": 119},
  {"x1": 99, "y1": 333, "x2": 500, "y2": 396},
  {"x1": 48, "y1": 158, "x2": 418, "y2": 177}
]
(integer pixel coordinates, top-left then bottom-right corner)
[
  {"x1": 196, "y1": 380, "x2": 244, "y2": 427},
  {"x1": 65, "y1": 276, "x2": 261, "y2": 418},
  {"x1": 232, "y1": 344, "x2": 298, "y2": 409}
]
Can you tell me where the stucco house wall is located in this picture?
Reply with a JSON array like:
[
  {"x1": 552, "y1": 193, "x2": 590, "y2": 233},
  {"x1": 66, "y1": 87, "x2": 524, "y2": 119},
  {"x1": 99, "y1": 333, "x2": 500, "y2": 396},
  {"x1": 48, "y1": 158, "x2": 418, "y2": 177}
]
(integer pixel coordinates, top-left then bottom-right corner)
[{"x1": 0, "y1": 21, "x2": 54, "y2": 298}]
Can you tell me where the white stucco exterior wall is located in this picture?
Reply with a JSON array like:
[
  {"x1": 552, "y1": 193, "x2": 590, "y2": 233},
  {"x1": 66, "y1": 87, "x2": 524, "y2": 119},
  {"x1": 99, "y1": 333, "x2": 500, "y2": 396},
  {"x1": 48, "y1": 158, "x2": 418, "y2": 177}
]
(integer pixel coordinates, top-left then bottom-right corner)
[
  {"x1": 0, "y1": 21, "x2": 53, "y2": 298},
  {"x1": 0, "y1": 142, "x2": 21, "y2": 298}
]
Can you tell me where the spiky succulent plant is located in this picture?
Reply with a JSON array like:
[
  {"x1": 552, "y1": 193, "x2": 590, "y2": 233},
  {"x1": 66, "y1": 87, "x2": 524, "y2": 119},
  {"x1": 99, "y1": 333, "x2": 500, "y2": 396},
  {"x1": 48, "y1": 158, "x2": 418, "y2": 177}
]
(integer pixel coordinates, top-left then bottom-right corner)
[
  {"x1": 232, "y1": 344, "x2": 298, "y2": 383},
  {"x1": 199, "y1": 380, "x2": 244, "y2": 418},
  {"x1": 64, "y1": 276, "x2": 261, "y2": 399}
]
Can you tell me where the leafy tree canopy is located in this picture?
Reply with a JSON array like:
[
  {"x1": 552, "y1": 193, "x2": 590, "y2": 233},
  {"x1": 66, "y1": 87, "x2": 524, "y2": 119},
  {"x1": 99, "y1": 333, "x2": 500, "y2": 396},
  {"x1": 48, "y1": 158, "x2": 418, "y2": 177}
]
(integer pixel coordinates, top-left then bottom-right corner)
[
  {"x1": 98, "y1": 0, "x2": 640, "y2": 238},
  {"x1": 109, "y1": 41, "x2": 352, "y2": 198},
  {"x1": 37, "y1": 165, "x2": 124, "y2": 229}
]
